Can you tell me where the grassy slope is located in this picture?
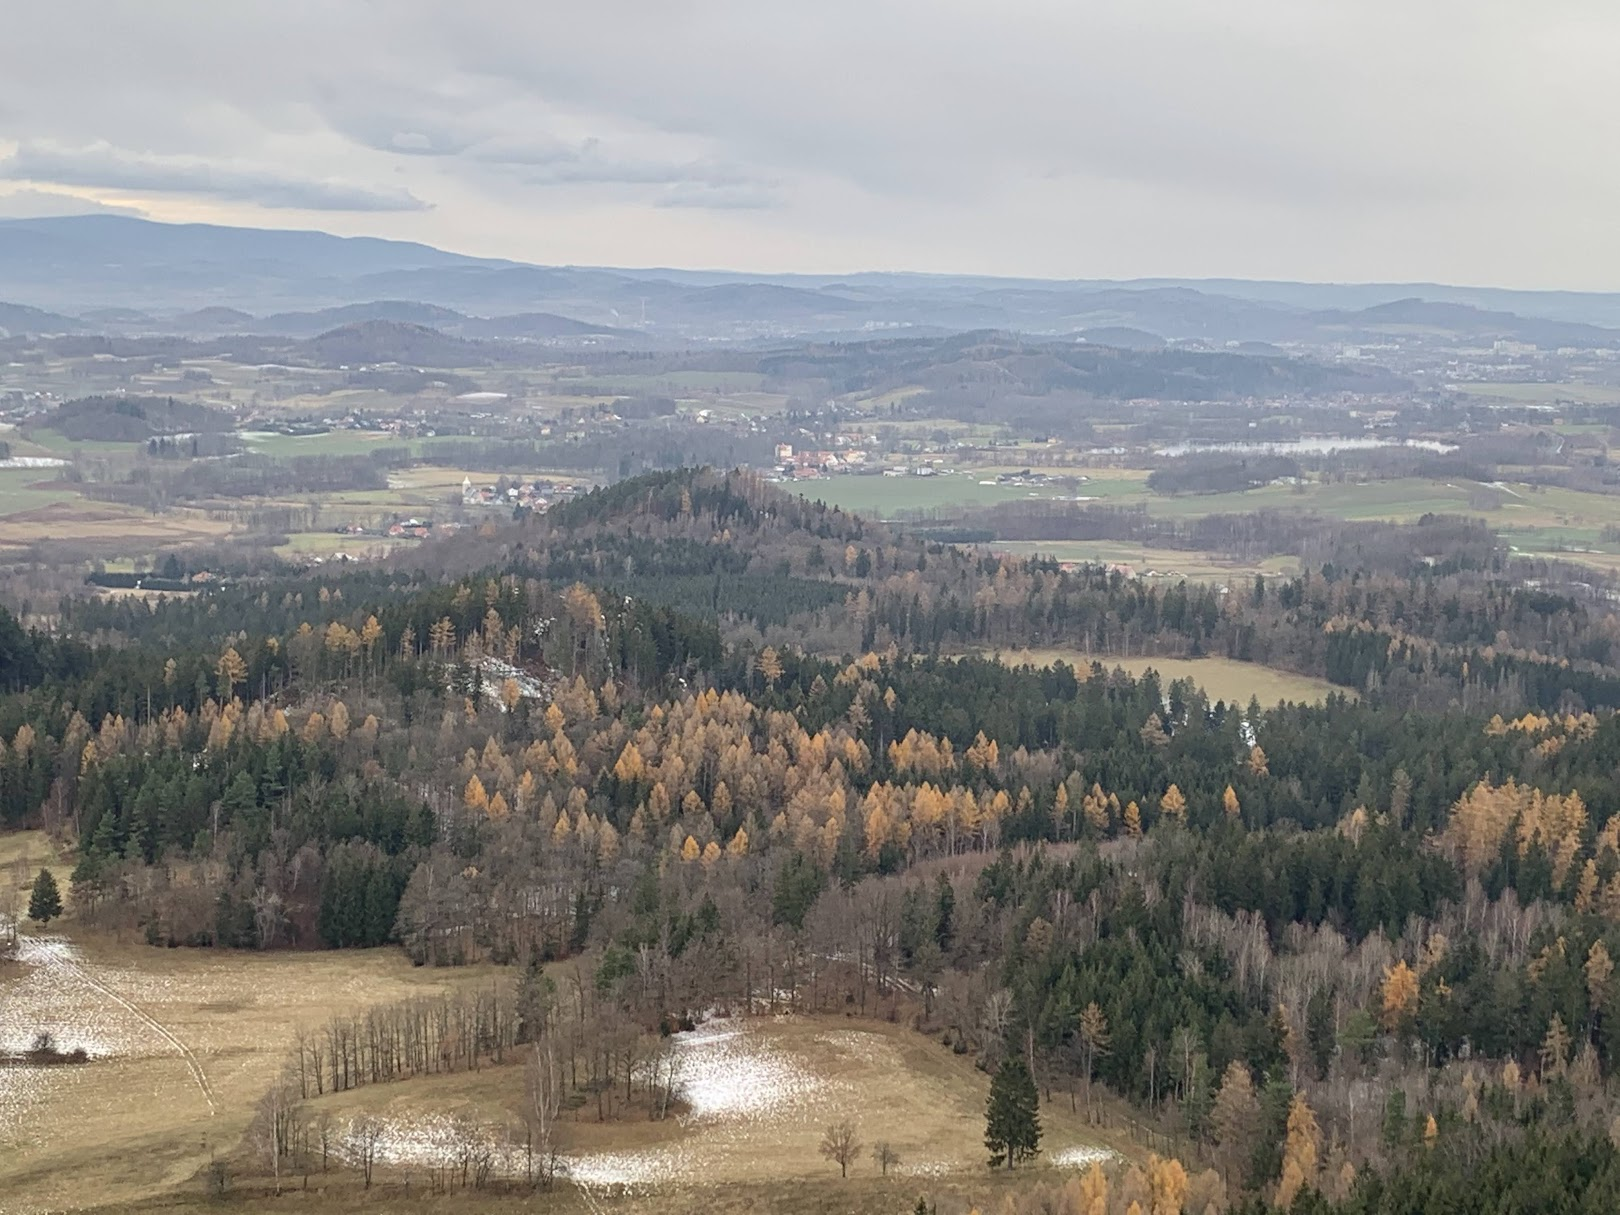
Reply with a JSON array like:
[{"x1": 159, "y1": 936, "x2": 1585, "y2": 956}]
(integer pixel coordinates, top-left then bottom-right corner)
[
  {"x1": 986, "y1": 649, "x2": 1349, "y2": 706},
  {"x1": 0, "y1": 896, "x2": 503, "y2": 1215}
]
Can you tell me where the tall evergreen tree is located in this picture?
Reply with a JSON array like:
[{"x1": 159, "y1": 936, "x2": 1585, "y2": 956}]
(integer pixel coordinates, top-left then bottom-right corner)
[
  {"x1": 28, "y1": 868, "x2": 62, "y2": 924},
  {"x1": 985, "y1": 1055, "x2": 1041, "y2": 1169}
]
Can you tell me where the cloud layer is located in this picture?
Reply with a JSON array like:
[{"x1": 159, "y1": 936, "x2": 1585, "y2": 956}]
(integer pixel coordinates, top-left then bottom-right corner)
[
  {"x1": 0, "y1": 143, "x2": 428, "y2": 212},
  {"x1": 0, "y1": 1, "x2": 1615, "y2": 286}
]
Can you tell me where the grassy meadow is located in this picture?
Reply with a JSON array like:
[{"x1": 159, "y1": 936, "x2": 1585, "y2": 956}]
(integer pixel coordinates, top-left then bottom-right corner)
[{"x1": 984, "y1": 650, "x2": 1349, "y2": 706}]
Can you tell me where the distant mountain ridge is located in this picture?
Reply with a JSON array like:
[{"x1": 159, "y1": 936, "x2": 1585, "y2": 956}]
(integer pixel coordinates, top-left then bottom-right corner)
[{"x1": 3, "y1": 213, "x2": 1620, "y2": 342}]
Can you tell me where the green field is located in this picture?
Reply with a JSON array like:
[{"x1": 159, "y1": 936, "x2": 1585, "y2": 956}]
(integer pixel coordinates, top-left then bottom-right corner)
[
  {"x1": 792, "y1": 471, "x2": 1147, "y2": 517},
  {"x1": 18, "y1": 428, "x2": 139, "y2": 455},
  {"x1": 796, "y1": 469, "x2": 1620, "y2": 552},
  {"x1": 274, "y1": 531, "x2": 405, "y2": 559},
  {"x1": 240, "y1": 430, "x2": 411, "y2": 457},
  {"x1": 0, "y1": 467, "x2": 77, "y2": 515},
  {"x1": 1457, "y1": 382, "x2": 1620, "y2": 405},
  {"x1": 993, "y1": 539, "x2": 1300, "y2": 581},
  {"x1": 552, "y1": 370, "x2": 768, "y2": 393}
]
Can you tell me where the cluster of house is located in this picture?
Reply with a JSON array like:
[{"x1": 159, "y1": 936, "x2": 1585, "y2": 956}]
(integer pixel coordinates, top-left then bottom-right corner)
[
  {"x1": 460, "y1": 475, "x2": 577, "y2": 509},
  {"x1": 334, "y1": 517, "x2": 455, "y2": 541},
  {"x1": 991, "y1": 469, "x2": 1057, "y2": 486},
  {"x1": 771, "y1": 443, "x2": 875, "y2": 479}
]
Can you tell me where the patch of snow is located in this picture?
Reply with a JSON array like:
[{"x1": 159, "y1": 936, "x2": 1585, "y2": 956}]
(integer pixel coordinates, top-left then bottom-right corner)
[
  {"x1": 1049, "y1": 1144, "x2": 1118, "y2": 1168},
  {"x1": 671, "y1": 1020, "x2": 827, "y2": 1121},
  {"x1": 479, "y1": 657, "x2": 552, "y2": 707}
]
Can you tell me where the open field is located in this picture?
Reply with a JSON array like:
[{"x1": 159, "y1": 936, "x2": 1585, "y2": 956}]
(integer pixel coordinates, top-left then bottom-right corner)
[
  {"x1": 551, "y1": 370, "x2": 769, "y2": 394},
  {"x1": 272, "y1": 532, "x2": 405, "y2": 561},
  {"x1": 16, "y1": 429, "x2": 140, "y2": 456},
  {"x1": 0, "y1": 850, "x2": 505, "y2": 1215},
  {"x1": 1456, "y1": 381, "x2": 1620, "y2": 405},
  {"x1": 1, "y1": 898, "x2": 1123, "y2": 1213},
  {"x1": 984, "y1": 649, "x2": 1350, "y2": 706},
  {"x1": 993, "y1": 539, "x2": 1300, "y2": 582},
  {"x1": 796, "y1": 471, "x2": 1620, "y2": 562},
  {"x1": 0, "y1": 468, "x2": 79, "y2": 516},
  {"x1": 293, "y1": 1016, "x2": 1118, "y2": 1192},
  {"x1": 239, "y1": 430, "x2": 415, "y2": 458},
  {"x1": 2, "y1": 834, "x2": 1122, "y2": 1213},
  {"x1": 791, "y1": 471, "x2": 1142, "y2": 517},
  {"x1": 0, "y1": 498, "x2": 233, "y2": 551}
]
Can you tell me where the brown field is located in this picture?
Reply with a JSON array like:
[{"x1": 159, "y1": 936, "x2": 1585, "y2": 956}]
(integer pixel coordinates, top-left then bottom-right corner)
[
  {"x1": 3, "y1": 834, "x2": 1125, "y2": 1213},
  {"x1": 0, "y1": 837, "x2": 504, "y2": 1215},
  {"x1": 0, "y1": 500, "x2": 232, "y2": 550},
  {"x1": 985, "y1": 650, "x2": 1350, "y2": 706},
  {"x1": 79, "y1": 1016, "x2": 1132, "y2": 1215},
  {"x1": 286, "y1": 1015, "x2": 1121, "y2": 1188}
]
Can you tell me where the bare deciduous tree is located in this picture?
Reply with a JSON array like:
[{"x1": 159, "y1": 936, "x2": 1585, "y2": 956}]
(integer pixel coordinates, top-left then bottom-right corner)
[
  {"x1": 351, "y1": 1114, "x2": 384, "y2": 1189},
  {"x1": 819, "y1": 1120, "x2": 862, "y2": 1178},
  {"x1": 249, "y1": 1079, "x2": 299, "y2": 1195},
  {"x1": 872, "y1": 1140, "x2": 901, "y2": 1175},
  {"x1": 523, "y1": 1029, "x2": 563, "y2": 1188}
]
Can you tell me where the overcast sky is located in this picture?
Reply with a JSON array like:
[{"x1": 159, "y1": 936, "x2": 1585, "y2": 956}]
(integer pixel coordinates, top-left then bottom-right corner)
[{"x1": 0, "y1": 1, "x2": 1613, "y2": 288}]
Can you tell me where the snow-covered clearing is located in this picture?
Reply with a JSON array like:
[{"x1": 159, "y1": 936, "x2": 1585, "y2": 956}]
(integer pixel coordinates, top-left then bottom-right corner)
[{"x1": 331, "y1": 1016, "x2": 1117, "y2": 1193}]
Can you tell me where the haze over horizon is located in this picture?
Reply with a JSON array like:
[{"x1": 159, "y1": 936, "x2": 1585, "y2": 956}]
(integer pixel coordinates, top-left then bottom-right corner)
[{"x1": 2, "y1": 1, "x2": 1615, "y2": 292}]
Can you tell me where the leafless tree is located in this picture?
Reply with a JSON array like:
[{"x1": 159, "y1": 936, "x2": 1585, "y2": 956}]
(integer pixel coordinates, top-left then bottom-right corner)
[
  {"x1": 872, "y1": 1140, "x2": 901, "y2": 1175},
  {"x1": 351, "y1": 1114, "x2": 384, "y2": 1189},
  {"x1": 649, "y1": 1035, "x2": 684, "y2": 1121},
  {"x1": 249, "y1": 1079, "x2": 298, "y2": 1195},
  {"x1": 819, "y1": 1120, "x2": 862, "y2": 1178},
  {"x1": 314, "y1": 1111, "x2": 334, "y2": 1172},
  {"x1": 250, "y1": 887, "x2": 285, "y2": 950},
  {"x1": 523, "y1": 1029, "x2": 563, "y2": 1188}
]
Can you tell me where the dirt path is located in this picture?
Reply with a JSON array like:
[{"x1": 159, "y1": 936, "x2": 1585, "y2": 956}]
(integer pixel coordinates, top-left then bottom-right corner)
[{"x1": 13, "y1": 933, "x2": 216, "y2": 1114}]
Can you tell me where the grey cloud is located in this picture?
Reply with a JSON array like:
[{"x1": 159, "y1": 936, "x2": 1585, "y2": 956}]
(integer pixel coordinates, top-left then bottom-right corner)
[
  {"x1": 654, "y1": 182, "x2": 781, "y2": 211},
  {"x1": 0, "y1": 142, "x2": 430, "y2": 212},
  {"x1": 318, "y1": 93, "x2": 772, "y2": 195},
  {"x1": 0, "y1": 1, "x2": 1617, "y2": 284}
]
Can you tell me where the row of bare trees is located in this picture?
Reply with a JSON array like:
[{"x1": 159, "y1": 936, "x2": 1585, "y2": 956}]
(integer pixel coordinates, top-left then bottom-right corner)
[
  {"x1": 249, "y1": 1033, "x2": 567, "y2": 1196},
  {"x1": 290, "y1": 985, "x2": 518, "y2": 1099}
]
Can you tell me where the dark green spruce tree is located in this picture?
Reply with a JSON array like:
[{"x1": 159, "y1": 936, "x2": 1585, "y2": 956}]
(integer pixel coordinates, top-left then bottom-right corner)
[
  {"x1": 985, "y1": 1054, "x2": 1041, "y2": 1169},
  {"x1": 28, "y1": 868, "x2": 62, "y2": 925}
]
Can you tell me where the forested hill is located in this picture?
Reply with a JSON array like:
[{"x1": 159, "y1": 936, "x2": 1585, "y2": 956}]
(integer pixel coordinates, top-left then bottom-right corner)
[
  {"x1": 753, "y1": 331, "x2": 1405, "y2": 401},
  {"x1": 37, "y1": 467, "x2": 1620, "y2": 717},
  {"x1": 12, "y1": 466, "x2": 1620, "y2": 1208},
  {"x1": 352, "y1": 468, "x2": 1620, "y2": 717}
]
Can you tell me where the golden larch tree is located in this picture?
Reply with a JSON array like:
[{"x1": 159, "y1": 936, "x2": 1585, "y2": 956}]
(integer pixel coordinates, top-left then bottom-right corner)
[
  {"x1": 758, "y1": 646, "x2": 783, "y2": 689},
  {"x1": 216, "y1": 645, "x2": 248, "y2": 696},
  {"x1": 1147, "y1": 1153, "x2": 1189, "y2": 1215},
  {"x1": 1274, "y1": 1092, "x2": 1320, "y2": 1209},
  {"x1": 1380, "y1": 960, "x2": 1420, "y2": 1031},
  {"x1": 1160, "y1": 784, "x2": 1188, "y2": 823}
]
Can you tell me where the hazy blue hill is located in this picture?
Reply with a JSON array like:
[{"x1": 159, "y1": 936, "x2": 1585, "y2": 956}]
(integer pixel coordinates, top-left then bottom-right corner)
[
  {"x1": 1078, "y1": 325, "x2": 1166, "y2": 350},
  {"x1": 170, "y1": 306, "x2": 256, "y2": 332},
  {"x1": 458, "y1": 311, "x2": 641, "y2": 340},
  {"x1": 0, "y1": 215, "x2": 507, "y2": 312},
  {"x1": 1307, "y1": 298, "x2": 1619, "y2": 347},
  {"x1": 0, "y1": 300, "x2": 81, "y2": 334},
  {"x1": 257, "y1": 300, "x2": 468, "y2": 336},
  {"x1": 4, "y1": 214, "x2": 1620, "y2": 339}
]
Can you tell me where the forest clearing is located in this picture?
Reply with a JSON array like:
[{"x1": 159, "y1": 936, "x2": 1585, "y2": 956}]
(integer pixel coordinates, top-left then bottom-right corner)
[
  {"x1": 0, "y1": 912, "x2": 1120, "y2": 1213},
  {"x1": 0, "y1": 909, "x2": 502, "y2": 1214},
  {"x1": 981, "y1": 651, "x2": 1349, "y2": 707}
]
